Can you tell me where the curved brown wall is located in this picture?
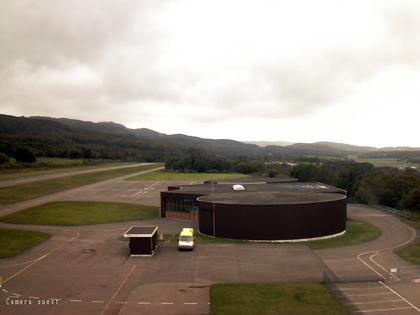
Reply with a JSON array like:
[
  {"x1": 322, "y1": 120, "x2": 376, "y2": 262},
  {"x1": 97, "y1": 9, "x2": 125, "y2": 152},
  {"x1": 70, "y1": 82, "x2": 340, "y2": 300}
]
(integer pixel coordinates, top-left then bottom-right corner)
[{"x1": 197, "y1": 198, "x2": 347, "y2": 240}]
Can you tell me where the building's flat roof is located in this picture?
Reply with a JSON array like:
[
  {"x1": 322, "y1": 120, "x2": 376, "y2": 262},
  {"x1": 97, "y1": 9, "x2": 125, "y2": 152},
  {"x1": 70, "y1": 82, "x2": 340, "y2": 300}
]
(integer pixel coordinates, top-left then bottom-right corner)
[
  {"x1": 124, "y1": 226, "x2": 158, "y2": 237},
  {"x1": 197, "y1": 192, "x2": 346, "y2": 205},
  {"x1": 166, "y1": 181, "x2": 345, "y2": 196},
  {"x1": 204, "y1": 177, "x2": 297, "y2": 184}
]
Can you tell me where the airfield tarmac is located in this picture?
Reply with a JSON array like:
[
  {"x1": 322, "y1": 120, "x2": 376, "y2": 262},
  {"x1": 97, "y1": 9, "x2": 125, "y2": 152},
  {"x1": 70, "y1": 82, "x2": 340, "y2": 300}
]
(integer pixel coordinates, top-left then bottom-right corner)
[{"x1": 0, "y1": 171, "x2": 419, "y2": 315}]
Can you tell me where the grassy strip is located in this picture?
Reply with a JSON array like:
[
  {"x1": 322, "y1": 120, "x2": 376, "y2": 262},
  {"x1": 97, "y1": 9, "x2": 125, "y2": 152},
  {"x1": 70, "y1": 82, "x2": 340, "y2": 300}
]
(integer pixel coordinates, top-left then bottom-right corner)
[
  {"x1": 396, "y1": 241, "x2": 420, "y2": 265},
  {"x1": 210, "y1": 283, "x2": 348, "y2": 315},
  {"x1": 0, "y1": 229, "x2": 51, "y2": 258},
  {"x1": 400, "y1": 210, "x2": 420, "y2": 230},
  {"x1": 401, "y1": 218, "x2": 420, "y2": 230},
  {"x1": 127, "y1": 170, "x2": 248, "y2": 181},
  {"x1": 0, "y1": 161, "x2": 131, "y2": 181},
  {"x1": 0, "y1": 163, "x2": 162, "y2": 205},
  {"x1": 307, "y1": 219, "x2": 382, "y2": 250},
  {"x1": 354, "y1": 158, "x2": 418, "y2": 168},
  {"x1": 0, "y1": 201, "x2": 159, "y2": 225}
]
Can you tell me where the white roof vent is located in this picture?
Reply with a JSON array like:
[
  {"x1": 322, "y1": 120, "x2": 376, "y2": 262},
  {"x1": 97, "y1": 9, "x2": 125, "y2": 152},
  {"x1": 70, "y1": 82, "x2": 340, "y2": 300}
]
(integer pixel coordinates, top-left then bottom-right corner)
[{"x1": 232, "y1": 184, "x2": 246, "y2": 191}]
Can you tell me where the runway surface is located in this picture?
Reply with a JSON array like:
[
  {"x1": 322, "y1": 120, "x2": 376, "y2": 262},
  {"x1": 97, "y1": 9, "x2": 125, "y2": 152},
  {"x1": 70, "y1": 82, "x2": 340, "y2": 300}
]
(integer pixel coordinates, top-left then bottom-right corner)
[
  {"x1": 0, "y1": 176, "x2": 418, "y2": 315},
  {"x1": 0, "y1": 163, "x2": 149, "y2": 188}
]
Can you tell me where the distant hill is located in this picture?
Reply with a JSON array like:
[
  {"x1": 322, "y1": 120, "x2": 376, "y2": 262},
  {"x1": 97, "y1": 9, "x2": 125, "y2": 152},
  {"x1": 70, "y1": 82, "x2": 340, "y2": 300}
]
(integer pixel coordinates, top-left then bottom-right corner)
[
  {"x1": 243, "y1": 140, "x2": 295, "y2": 147},
  {"x1": 1, "y1": 114, "x2": 419, "y2": 162},
  {"x1": 0, "y1": 114, "x2": 262, "y2": 161},
  {"x1": 286, "y1": 141, "x2": 376, "y2": 156}
]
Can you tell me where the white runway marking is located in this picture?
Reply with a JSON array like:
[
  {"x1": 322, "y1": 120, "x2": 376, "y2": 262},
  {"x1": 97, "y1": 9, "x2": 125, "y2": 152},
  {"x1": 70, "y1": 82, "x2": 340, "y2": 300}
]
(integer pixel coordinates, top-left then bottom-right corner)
[
  {"x1": 92, "y1": 300, "x2": 104, "y2": 303},
  {"x1": 131, "y1": 181, "x2": 161, "y2": 199},
  {"x1": 333, "y1": 287, "x2": 387, "y2": 291},
  {"x1": 184, "y1": 302, "x2": 197, "y2": 305},
  {"x1": 354, "y1": 306, "x2": 413, "y2": 313},
  {"x1": 137, "y1": 302, "x2": 151, "y2": 304},
  {"x1": 340, "y1": 292, "x2": 394, "y2": 297},
  {"x1": 356, "y1": 218, "x2": 417, "y2": 281},
  {"x1": 370, "y1": 253, "x2": 400, "y2": 281},
  {"x1": 379, "y1": 281, "x2": 420, "y2": 312},
  {"x1": 344, "y1": 299, "x2": 403, "y2": 306},
  {"x1": 70, "y1": 299, "x2": 83, "y2": 303},
  {"x1": 161, "y1": 302, "x2": 174, "y2": 305}
]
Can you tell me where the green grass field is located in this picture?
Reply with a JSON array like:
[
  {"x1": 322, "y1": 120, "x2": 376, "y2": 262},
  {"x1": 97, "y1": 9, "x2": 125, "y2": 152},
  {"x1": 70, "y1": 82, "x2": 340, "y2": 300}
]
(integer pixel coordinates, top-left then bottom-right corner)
[
  {"x1": 396, "y1": 241, "x2": 420, "y2": 265},
  {"x1": 307, "y1": 219, "x2": 382, "y2": 250},
  {"x1": 210, "y1": 283, "x2": 348, "y2": 315},
  {"x1": 0, "y1": 201, "x2": 159, "y2": 225},
  {"x1": 127, "y1": 170, "x2": 248, "y2": 181},
  {"x1": 0, "y1": 229, "x2": 51, "y2": 258},
  {"x1": 354, "y1": 158, "x2": 418, "y2": 168},
  {"x1": 0, "y1": 161, "x2": 133, "y2": 181},
  {"x1": 402, "y1": 219, "x2": 420, "y2": 230},
  {"x1": 0, "y1": 163, "x2": 162, "y2": 205}
]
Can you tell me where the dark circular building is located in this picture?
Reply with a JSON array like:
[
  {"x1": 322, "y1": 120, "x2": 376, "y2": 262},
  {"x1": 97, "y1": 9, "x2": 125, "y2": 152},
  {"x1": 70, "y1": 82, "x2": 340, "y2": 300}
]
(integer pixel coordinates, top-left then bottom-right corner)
[
  {"x1": 160, "y1": 178, "x2": 347, "y2": 242},
  {"x1": 197, "y1": 192, "x2": 346, "y2": 241}
]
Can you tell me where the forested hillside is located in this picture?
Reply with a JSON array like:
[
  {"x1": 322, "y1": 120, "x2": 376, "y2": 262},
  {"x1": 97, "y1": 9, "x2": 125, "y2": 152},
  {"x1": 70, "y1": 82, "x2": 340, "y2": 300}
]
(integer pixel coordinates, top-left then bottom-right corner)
[{"x1": 1, "y1": 114, "x2": 420, "y2": 164}]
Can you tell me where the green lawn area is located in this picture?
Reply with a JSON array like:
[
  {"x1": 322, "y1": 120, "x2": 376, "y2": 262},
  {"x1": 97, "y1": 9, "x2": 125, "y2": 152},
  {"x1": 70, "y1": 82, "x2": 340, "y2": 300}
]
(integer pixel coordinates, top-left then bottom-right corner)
[
  {"x1": 0, "y1": 161, "x2": 133, "y2": 181},
  {"x1": 400, "y1": 211, "x2": 420, "y2": 229},
  {"x1": 402, "y1": 219, "x2": 420, "y2": 230},
  {"x1": 396, "y1": 241, "x2": 420, "y2": 265},
  {"x1": 354, "y1": 158, "x2": 418, "y2": 168},
  {"x1": 0, "y1": 158, "x2": 130, "y2": 179},
  {"x1": 0, "y1": 229, "x2": 51, "y2": 258},
  {"x1": 127, "y1": 170, "x2": 248, "y2": 181},
  {"x1": 307, "y1": 219, "x2": 382, "y2": 250},
  {"x1": 0, "y1": 201, "x2": 159, "y2": 225},
  {"x1": 0, "y1": 163, "x2": 162, "y2": 205},
  {"x1": 210, "y1": 283, "x2": 348, "y2": 315}
]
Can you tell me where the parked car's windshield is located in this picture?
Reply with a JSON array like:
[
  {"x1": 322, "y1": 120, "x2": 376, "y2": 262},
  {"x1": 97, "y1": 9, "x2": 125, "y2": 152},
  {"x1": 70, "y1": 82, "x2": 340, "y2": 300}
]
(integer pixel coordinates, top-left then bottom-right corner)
[{"x1": 180, "y1": 236, "x2": 193, "y2": 242}]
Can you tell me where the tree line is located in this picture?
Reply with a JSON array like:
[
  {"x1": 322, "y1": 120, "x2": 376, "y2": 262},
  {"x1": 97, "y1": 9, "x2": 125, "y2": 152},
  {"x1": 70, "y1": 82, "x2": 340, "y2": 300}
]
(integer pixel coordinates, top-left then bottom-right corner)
[
  {"x1": 166, "y1": 151, "x2": 419, "y2": 214},
  {"x1": 290, "y1": 160, "x2": 420, "y2": 213}
]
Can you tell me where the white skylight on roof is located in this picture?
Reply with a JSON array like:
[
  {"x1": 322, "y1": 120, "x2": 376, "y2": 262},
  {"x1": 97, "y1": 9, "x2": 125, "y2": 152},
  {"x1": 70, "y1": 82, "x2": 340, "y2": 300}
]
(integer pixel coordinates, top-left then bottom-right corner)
[{"x1": 233, "y1": 184, "x2": 246, "y2": 191}]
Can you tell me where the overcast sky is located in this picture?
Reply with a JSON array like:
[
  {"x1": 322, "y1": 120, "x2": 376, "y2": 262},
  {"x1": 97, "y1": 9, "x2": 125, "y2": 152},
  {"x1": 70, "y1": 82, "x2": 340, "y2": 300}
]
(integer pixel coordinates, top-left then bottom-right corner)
[{"x1": 1, "y1": 0, "x2": 419, "y2": 147}]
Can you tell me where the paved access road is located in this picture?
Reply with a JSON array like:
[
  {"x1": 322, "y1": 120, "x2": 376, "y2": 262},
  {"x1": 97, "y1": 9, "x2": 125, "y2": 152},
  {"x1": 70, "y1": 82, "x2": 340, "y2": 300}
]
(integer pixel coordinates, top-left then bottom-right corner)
[
  {"x1": 0, "y1": 176, "x2": 418, "y2": 315},
  {"x1": 317, "y1": 205, "x2": 420, "y2": 314},
  {"x1": 0, "y1": 163, "x2": 151, "y2": 188},
  {"x1": 0, "y1": 219, "x2": 327, "y2": 315}
]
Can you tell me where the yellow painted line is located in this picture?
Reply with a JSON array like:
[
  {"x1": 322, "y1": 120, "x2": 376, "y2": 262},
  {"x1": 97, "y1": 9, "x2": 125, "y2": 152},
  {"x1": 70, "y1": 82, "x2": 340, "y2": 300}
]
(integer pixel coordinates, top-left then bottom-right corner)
[
  {"x1": 99, "y1": 265, "x2": 136, "y2": 315},
  {"x1": 3, "y1": 232, "x2": 79, "y2": 285}
]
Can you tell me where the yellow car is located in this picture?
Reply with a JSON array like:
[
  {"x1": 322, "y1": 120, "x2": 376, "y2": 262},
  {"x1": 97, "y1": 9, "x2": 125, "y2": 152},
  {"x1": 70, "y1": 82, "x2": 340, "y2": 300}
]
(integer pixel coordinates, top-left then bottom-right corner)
[{"x1": 178, "y1": 228, "x2": 195, "y2": 251}]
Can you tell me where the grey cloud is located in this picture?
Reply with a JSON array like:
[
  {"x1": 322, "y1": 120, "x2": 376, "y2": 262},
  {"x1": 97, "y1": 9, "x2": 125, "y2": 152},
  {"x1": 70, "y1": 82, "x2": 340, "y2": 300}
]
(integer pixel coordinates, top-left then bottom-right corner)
[{"x1": 1, "y1": 0, "x2": 420, "y2": 127}]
